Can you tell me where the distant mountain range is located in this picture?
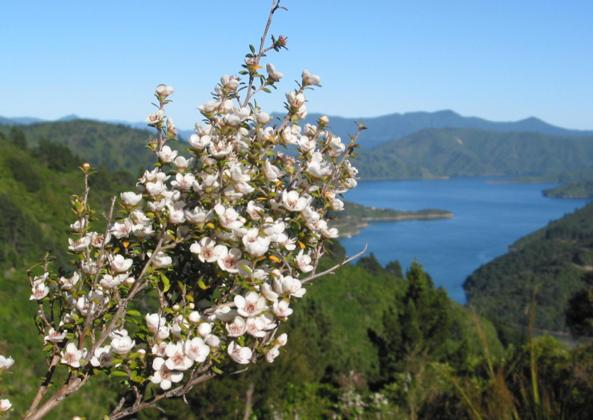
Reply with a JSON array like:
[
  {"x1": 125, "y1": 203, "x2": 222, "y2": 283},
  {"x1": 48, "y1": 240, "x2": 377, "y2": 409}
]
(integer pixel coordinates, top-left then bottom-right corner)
[
  {"x1": 355, "y1": 127, "x2": 593, "y2": 180},
  {"x1": 2, "y1": 110, "x2": 592, "y2": 150}
]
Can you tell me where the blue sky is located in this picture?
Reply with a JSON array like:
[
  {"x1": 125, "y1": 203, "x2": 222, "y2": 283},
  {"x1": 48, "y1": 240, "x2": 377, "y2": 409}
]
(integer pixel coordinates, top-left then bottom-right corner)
[{"x1": 1, "y1": 0, "x2": 592, "y2": 129}]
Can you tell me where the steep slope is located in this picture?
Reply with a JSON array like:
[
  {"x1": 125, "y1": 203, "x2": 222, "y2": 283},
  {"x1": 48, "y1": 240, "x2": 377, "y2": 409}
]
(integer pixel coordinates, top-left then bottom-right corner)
[
  {"x1": 0, "y1": 120, "x2": 156, "y2": 174},
  {"x1": 355, "y1": 127, "x2": 593, "y2": 180},
  {"x1": 464, "y1": 202, "x2": 593, "y2": 336}
]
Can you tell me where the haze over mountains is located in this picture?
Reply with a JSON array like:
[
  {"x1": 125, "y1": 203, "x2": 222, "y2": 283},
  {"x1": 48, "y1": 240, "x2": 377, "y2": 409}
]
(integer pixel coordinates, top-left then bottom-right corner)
[
  {"x1": 2, "y1": 110, "x2": 593, "y2": 183},
  {"x1": 3, "y1": 109, "x2": 593, "y2": 149}
]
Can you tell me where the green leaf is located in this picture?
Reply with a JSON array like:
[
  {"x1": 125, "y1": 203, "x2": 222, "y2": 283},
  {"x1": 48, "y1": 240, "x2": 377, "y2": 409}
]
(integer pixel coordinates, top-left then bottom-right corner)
[
  {"x1": 198, "y1": 278, "x2": 208, "y2": 290},
  {"x1": 211, "y1": 366, "x2": 224, "y2": 375},
  {"x1": 127, "y1": 309, "x2": 141, "y2": 317},
  {"x1": 249, "y1": 44, "x2": 256, "y2": 54},
  {"x1": 159, "y1": 272, "x2": 171, "y2": 292},
  {"x1": 111, "y1": 370, "x2": 129, "y2": 378}
]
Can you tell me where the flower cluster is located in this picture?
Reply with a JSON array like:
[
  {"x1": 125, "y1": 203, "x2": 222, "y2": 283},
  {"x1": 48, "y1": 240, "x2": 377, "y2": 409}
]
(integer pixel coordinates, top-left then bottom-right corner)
[
  {"x1": 26, "y1": 9, "x2": 359, "y2": 415},
  {"x1": 0, "y1": 354, "x2": 14, "y2": 414}
]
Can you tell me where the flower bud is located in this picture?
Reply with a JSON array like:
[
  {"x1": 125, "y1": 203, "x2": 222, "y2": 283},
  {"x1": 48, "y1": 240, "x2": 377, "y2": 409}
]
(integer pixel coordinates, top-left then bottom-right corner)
[{"x1": 155, "y1": 84, "x2": 174, "y2": 100}]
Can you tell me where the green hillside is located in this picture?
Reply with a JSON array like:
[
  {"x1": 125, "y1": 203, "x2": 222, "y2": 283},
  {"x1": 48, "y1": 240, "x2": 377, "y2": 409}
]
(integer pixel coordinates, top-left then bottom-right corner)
[
  {"x1": 355, "y1": 127, "x2": 593, "y2": 180},
  {"x1": 464, "y1": 201, "x2": 593, "y2": 338},
  {"x1": 0, "y1": 120, "x2": 156, "y2": 174},
  {"x1": 0, "y1": 127, "x2": 505, "y2": 418}
]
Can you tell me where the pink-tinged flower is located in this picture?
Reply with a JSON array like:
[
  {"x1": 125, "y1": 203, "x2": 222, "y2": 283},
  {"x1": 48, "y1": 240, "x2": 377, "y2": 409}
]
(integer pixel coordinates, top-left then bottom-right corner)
[
  {"x1": 184, "y1": 337, "x2": 210, "y2": 363},
  {"x1": 44, "y1": 328, "x2": 66, "y2": 344},
  {"x1": 296, "y1": 250, "x2": 314, "y2": 273},
  {"x1": 110, "y1": 219, "x2": 133, "y2": 239},
  {"x1": 155, "y1": 84, "x2": 174, "y2": 99},
  {"x1": 273, "y1": 299, "x2": 293, "y2": 319},
  {"x1": 234, "y1": 292, "x2": 267, "y2": 318},
  {"x1": 152, "y1": 251, "x2": 172, "y2": 268},
  {"x1": 227, "y1": 341, "x2": 252, "y2": 365},
  {"x1": 0, "y1": 399, "x2": 11, "y2": 412},
  {"x1": 150, "y1": 357, "x2": 183, "y2": 390},
  {"x1": 30, "y1": 277, "x2": 49, "y2": 301},
  {"x1": 68, "y1": 235, "x2": 91, "y2": 253},
  {"x1": 273, "y1": 275, "x2": 306, "y2": 298},
  {"x1": 146, "y1": 109, "x2": 165, "y2": 126},
  {"x1": 263, "y1": 160, "x2": 281, "y2": 181},
  {"x1": 165, "y1": 342, "x2": 193, "y2": 371},
  {"x1": 157, "y1": 145, "x2": 178, "y2": 163},
  {"x1": 100, "y1": 273, "x2": 128, "y2": 289},
  {"x1": 90, "y1": 345, "x2": 112, "y2": 367},
  {"x1": 60, "y1": 343, "x2": 84, "y2": 368},
  {"x1": 217, "y1": 248, "x2": 242, "y2": 273},
  {"x1": 226, "y1": 316, "x2": 247, "y2": 337},
  {"x1": 190, "y1": 237, "x2": 227, "y2": 263}
]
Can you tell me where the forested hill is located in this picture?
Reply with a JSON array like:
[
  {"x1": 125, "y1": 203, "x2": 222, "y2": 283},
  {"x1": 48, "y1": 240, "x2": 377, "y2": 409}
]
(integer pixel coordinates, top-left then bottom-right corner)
[
  {"x1": 0, "y1": 120, "x2": 156, "y2": 174},
  {"x1": 464, "y1": 201, "x2": 593, "y2": 337},
  {"x1": 354, "y1": 127, "x2": 593, "y2": 180}
]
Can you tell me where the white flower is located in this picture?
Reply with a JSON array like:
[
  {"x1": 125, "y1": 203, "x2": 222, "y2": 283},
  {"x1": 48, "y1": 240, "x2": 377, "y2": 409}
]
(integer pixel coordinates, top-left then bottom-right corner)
[
  {"x1": 273, "y1": 299, "x2": 293, "y2": 319},
  {"x1": 120, "y1": 191, "x2": 143, "y2": 207},
  {"x1": 173, "y1": 155, "x2": 193, "y2": 170},
  {"x1": 171, "y1": 173, "x2": 196, "y2": 192},
  {"x1": 111, "y1": 219, "x2": 134, "y2": 239},
  {"x1": 242, "y1": 228, "x2": 271, "y2": 257},
  {"x1": 227, "y1": 341, "x2": 252, "y2": 365},
  {"x1": 188, "y1": 311, "x2": 201, "y2": 323},
  {"x1": 146, "y1": 313, "x2": 167, "y2": 333},
  {"x1": 185, "y1": 207, "x2": 210, "y2": 224},
  {"x1": 0, "y1": 399, "x2": 11, "y2": 412},
  {"x1": 246, "y1": 201, "x2": 264, "y2": 221},
  {"x1": 190, "y1": 237, "x2": 227, "y2": 263},
  {"x1": 100, "y1": 273, "x2": 127, "y2": 289},
  {"x1": 234, "y1": 292, "x2": 267, "y2": 318},
  {"x1": 109, "y1": 254, "x2": 133, "y2": 273},
  {"x1": 296, "y1": 250, "x2": 314, "y2": 273},
  {"x1": 265, "y1": 346, "x2": 280, "y2": 363},
  {"x1": 286, "y1": 91, "x2": 306, "y2": 108},
  {"x1": 90, "y1": 345, "x2": 112, "y2": 367},
  {"x1": 217, "y1": 248, "x2": 242, "y2": 273},
  {"x1": 274, "y1": 275, "x2": 306, "y2": 298},
  {"x1": 156, "y1": 84, "x2": 174, "y2": 99},
  {"x1": 246, "y1": 314, "x2": 276, "y2": 338},
  {"x1": 307, "y1": 151, "x2": 332, "y2": 178},
  {"x1": 184, "y1": 337, "x2": 210, "y2": 363},
  {"x1": 68, "y1": 235, "x2": 91, "y2": 253},
  {"x1": 263, "y1": 160, "x2": 281, "y2": 181},
  {"x1": 197, "y1": 323, "x2": 212, "y2": 337},
  {"x1": 0, "y1": 355, "x2": 14, "y2": 370},
  {"x1": 70, "y1": 218, "x2": 87, "y2": 233},
  {"x1": 302, "y1": 69, "x2": 321, "y2": 86},
  {"x1": 61, "y1": 343, "x2": 84, "y2": 368},
  {"x1": 150, "y1": 357, "x2": 183, "y2": 390},
  {"x1": 226, "y1": 316, "x2": 247, "y2": 337},
  {"x1": 30, "y1": 278, "x2": 49, "y2": 301},
  {"x1": 110, "y1": 330, "x2": 135, "y2": 355},
  {"x1": 146, "y1": 109, "x2": 165, "y2": 126},
  {"x1": 256, "y1": 111, "x2": 270, "y2": 124},
  {"x1": 152, "y1": 252, "x2": 172, "y2": 268},
  {"x1": 266, "y1": 63, "x2": 283, "y2": 81},
  {"x1": 189, "y1": 134, "x2": 211, "y2": 150},
  {"x1": 157, "y1": 145, "x2": 178, "y2": 163},
  {"x1": 145, "y1": 180, "x2": 166, "y2": 197},
  {"x1": 281, "y1": 190, "x2": 310, "y2": 212},
  {"x1": 44, "y1": 328, "x2": 66, "y2": 344},
  {"x1": 165, "y1": 342, "x2": 193, "y2": 371}
]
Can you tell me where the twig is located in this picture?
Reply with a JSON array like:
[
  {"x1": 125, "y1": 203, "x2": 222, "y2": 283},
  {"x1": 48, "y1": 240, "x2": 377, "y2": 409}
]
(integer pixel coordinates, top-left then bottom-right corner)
[{"x1": 301, "y1": 244, "x2": 367, "y2": 285}]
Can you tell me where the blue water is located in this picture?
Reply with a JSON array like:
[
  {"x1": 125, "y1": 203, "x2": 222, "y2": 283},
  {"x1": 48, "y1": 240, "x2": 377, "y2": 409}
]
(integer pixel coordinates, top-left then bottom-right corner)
[{"x1": 340, "y1": 178, "x2": 589, "y2": 303}]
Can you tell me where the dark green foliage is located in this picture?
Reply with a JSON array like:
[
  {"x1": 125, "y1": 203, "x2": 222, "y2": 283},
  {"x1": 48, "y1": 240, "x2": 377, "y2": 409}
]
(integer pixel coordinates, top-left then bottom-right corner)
[
  {"x1": 34, "y1": 138, "x2": 81, "y2": 171},
  {"x1": 9, "y1": 127, "x2": 27, "y2": 149},
  {"x1": 465, "y1": 201, "x2": 593, "y2": 336},
  {"x1": 566, "y1": 274, "x2": 593, "y2": 338}
]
